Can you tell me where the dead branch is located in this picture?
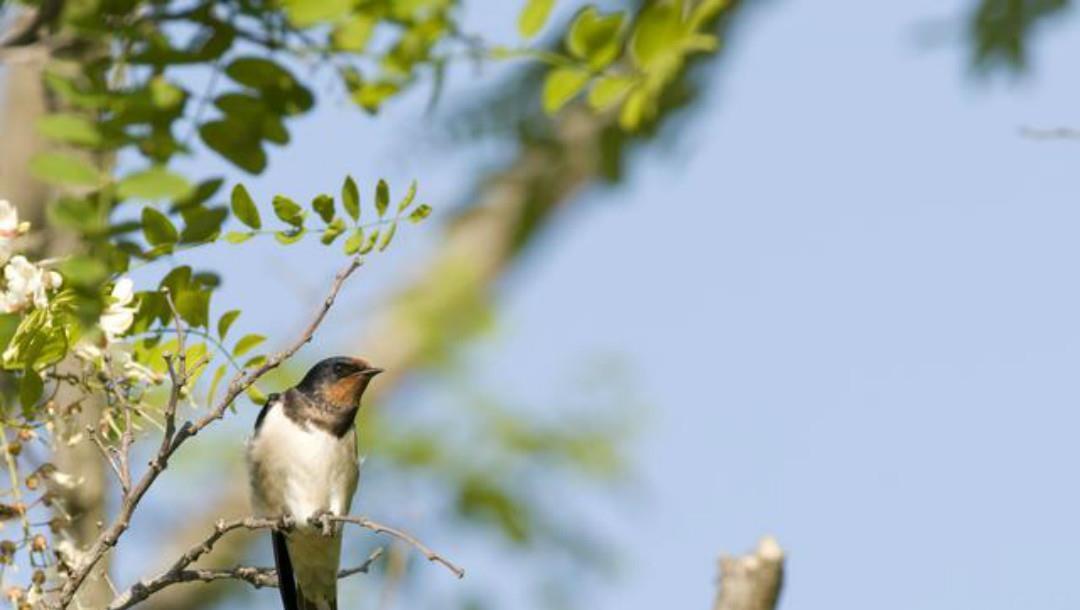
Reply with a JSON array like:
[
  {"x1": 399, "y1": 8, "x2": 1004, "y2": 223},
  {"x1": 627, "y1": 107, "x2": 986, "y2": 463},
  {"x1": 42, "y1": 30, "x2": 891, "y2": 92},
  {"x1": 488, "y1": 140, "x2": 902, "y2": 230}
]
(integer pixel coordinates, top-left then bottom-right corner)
[{"x1": 713, "y1": 536, "x2": 785, "y2": 610}]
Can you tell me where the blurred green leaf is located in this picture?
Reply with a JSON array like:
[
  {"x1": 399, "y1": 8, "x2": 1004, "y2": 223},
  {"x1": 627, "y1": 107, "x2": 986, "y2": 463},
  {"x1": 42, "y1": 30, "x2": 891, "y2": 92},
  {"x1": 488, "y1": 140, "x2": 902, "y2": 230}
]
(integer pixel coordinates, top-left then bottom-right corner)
[
  {"x1": 408, "y1": 204, "x2": 432, "y2": 223},
  {"x1": 312, "y1": 194, "x2": 335, "y2": 223},
  {"x1": 141, "y1": 207, "x2": 179, "y2": 246},
  {"x1": 224, "y1": 231, "x2": 253, "y2": 244},
  {"x1": 567, "y1": 7, "x2": 624, "y2": 70},
  {"x1": 588, "y1": 75, "x2": 634, "y2": 110},
  {"x1": 231, "y1": 184, "x2": 262, "y2": 229},
  {"x1": 378, "y1": 222, "x2": 397, "y2": 251},
  {"x1": 342, "y1": 176, "x2": 360, "y2": 221},
  {"x1": 29, "y1": 153, "x2": 100, "y2": 187},
  {"x1": 375, "y1": 179, "x2": 390, "y2": 217},
  {"x1": 397, "y1": 180, "x2": 417, "y2": 213},
  {"x1": 36, "y1": 114, "x2": 105, "y2": 147},
  {"x1": 542, "y1": 67, "x2": 590, "y2": 114},
  {"x1": 272, "y1": 195, "x2": 305, "y2": 226},
  {"x1": 20, "y1": 368, "x2": 43, "y2": 412},
  {"x1": 519, "y1": 0, "x2": 556, "y2": 38},
  {"x1": 343, "y1": 227, "x2": 364, "y2": 255},
  {"x1": 233, "y1": 333, "x2": 266, "y2": 357},
  {"x1": 331, "y1": 14, "x2": 376, "y2": 51},
  {"x1": 217, "y1": 310, "x2": 241, "y2": 340},
  {"x1": 118, "y1": 167, "x2": 192, "y2": 200},
  {"x1": 282, "y1": 0, "x2": 351, "y2": 27}
]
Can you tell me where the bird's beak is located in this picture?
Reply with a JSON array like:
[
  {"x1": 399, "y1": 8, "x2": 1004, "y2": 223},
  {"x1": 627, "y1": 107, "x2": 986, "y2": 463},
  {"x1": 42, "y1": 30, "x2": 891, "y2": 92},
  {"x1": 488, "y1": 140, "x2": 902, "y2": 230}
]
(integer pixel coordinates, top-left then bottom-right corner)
[{"x1": 364, "y1": 367, "x2": 384, "y2": 377}]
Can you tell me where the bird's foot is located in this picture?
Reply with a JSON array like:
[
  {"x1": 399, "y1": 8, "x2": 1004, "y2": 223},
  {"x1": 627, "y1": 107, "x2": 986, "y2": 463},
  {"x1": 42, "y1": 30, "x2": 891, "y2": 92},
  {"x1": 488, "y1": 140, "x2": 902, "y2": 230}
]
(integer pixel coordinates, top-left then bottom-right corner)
[{"x1": 308, "y1": 509, "x2": 335, "y2": 537}]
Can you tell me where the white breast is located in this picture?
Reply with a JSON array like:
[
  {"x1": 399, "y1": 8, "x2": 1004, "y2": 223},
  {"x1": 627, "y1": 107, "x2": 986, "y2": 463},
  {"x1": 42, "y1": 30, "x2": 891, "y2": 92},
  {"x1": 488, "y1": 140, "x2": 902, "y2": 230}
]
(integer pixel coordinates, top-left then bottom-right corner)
[{"x1": 246, "y1": 401, "x2": 359, "y2": 522}]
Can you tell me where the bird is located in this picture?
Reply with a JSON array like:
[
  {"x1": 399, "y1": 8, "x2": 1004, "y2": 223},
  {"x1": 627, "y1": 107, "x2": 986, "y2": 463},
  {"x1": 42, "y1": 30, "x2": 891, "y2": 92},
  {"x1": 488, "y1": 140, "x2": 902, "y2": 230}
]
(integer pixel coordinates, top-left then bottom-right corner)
[{"x1": 246, "y1": 356, "x2": 383, "y2": 610}]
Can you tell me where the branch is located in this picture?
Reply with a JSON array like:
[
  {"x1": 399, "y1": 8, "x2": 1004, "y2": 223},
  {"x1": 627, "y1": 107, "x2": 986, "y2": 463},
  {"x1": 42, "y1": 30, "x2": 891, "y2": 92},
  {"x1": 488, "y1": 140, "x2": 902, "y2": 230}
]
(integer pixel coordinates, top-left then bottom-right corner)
[
  {"x1": 712, "y1": 536, "x2": 785, "y2": 610},
  {"x1": 108, "y1": 515, "x2": 383, "y2": 610},
  {"x1": 314, "y1": 514, "x2": 464, "y2": 579},
  {"x1": 52, "y1": 258, "x2": 364, "y2": 609}
]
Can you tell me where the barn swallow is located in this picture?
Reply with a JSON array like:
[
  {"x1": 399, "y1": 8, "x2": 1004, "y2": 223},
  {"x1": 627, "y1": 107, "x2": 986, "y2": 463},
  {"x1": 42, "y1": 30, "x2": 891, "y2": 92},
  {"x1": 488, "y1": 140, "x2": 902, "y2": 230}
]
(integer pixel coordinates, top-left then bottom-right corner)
[{"x1": 246, "y1": 356, "x2": 383, "y2": 610}]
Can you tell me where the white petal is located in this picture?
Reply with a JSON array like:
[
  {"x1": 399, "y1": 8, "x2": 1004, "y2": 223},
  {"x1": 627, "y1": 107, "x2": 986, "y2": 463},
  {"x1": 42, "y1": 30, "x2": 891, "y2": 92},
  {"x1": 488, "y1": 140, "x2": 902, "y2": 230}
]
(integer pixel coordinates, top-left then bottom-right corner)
[{"x1": 111, "y1": 277, "x2": 135, "y2": 305}]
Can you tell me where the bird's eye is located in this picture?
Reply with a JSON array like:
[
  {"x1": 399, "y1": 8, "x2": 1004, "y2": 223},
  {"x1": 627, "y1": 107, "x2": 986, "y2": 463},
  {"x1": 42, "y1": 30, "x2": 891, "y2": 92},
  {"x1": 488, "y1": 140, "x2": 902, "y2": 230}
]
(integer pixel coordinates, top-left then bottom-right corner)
[{"x1": 333, "y1": 363, "x2": 349, "y2": 376}]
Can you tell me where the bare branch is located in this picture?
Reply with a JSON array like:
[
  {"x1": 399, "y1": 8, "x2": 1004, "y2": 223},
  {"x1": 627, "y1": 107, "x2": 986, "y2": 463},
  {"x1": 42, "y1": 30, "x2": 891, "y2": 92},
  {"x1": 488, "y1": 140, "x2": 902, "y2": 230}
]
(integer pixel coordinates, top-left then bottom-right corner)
[
  {"x1": 108, "y1": 517, "x2": 385, "y2": 610},
  {"x1": 314, "y1": 514, "x2": 465, "y2": 579},
  {"x1": 713, "y1": 536, "x2": 785, "y2": 610},
  {"x1": 52, "y1": 258, "x2": 364, "y2": 608}
]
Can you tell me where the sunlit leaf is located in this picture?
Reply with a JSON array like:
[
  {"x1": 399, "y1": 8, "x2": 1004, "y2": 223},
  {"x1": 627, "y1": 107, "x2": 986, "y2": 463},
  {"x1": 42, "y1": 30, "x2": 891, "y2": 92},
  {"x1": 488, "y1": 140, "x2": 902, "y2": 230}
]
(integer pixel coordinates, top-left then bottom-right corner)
[
  {"x1": 567, "y1": 7, "x2": 624, "y2": 70},
  {"x1": 118, "y1": 167, "x2": 192, "y2": 200},
  {"x1": 331, "y1": 14, "x2": 376, "y2": 51},
  {"x1": 374, "y1": 179, "x2": 390, "y2": 217},
  {"x1": 378, "y1": 222, "x2": 397, "y2": 251},
  {"x1": 519, "y1": 0, "x2": 555, "y2": 38},
  {"x1": 36, "y1": 114, "x2": 104, "y2": 147},
  {"x1": 588, "y1": 75, "x2": 635, "y2": 110},
  {"x1": 233, "y1": 333, "x2": 266, "y2": 357},
  {"x1": 231, "y1": 184, "x2": 262, "y2": 229},
  {"x1": 217, "y1": 310, "x2": 241, "y2": 340},
  {"x1": 344, "y1": 227, "x2": 364, "y2": 255},
  {"x1": 224, "y1": 231, "x2": 253, "y2": 244},
  {"x1": 342, "y1": 175, "x2": 360, "y2": 221},
  {"x1": 542, "y1": 67, "x2": 590, "y2": 114},
  {"x1": 29, "y1": 153, "x2": 100, "y2": 187},
  {"x1": 312, "y1": 194, "x2": 335, "y2": 223},
  {"x1": 396, "y1": 180, "x2": 417, "y2": 213},
  {"x1": 272, "y1": 195, "x2": 305, "y2": 226},
  {"x1": 408, "y1": 204, "x2": 432, "y2": 223}
]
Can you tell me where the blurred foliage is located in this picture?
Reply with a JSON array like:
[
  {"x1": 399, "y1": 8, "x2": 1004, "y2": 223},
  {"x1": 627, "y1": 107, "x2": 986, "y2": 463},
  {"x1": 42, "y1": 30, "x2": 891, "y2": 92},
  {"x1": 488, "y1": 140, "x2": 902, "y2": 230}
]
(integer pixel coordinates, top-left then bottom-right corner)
[
  {"x1": 0, "y1": 0, "x2": 740, "y2": 607},
  {"x1": 969, "y1": 0, "x2": 1071, "y2": 71}
]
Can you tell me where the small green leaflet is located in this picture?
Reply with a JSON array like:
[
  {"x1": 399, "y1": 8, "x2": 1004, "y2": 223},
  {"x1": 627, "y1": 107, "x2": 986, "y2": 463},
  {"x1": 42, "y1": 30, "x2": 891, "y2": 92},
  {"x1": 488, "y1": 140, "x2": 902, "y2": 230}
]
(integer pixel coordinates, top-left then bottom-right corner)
[
  {"x1": 142, "y1": 207, "x2": 179, "y2": 246},
  {"x1": 519, "y1": 0, "x2": 556, "y2": 38},
  {"x1": 374, "y1": 179, "x2": 390, "y2": 217},
  {"x1": 231, "y1": 184, "x2": 262, "y2": 229},
  {"x1": 342, "y1": 175, "x2": 360, "y2": 220}
]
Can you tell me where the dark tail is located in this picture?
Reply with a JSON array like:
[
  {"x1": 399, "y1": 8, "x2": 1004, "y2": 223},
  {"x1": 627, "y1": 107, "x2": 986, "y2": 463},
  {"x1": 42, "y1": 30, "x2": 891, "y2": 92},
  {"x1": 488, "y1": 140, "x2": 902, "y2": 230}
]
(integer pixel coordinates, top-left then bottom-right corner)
[
  {"x1": 272, "y1": 531, "x2": 299, "y2": 610},
  {"x1": 296, "y1": 587, "x2": 336, "y2": 610}
]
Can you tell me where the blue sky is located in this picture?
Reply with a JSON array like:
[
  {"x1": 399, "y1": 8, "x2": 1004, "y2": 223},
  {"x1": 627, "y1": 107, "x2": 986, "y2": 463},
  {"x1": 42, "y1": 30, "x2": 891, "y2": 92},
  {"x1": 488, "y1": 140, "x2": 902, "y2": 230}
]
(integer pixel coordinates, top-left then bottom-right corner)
[{"x1": 95, "y1": 0, "x2": 1080, "y2": 608}]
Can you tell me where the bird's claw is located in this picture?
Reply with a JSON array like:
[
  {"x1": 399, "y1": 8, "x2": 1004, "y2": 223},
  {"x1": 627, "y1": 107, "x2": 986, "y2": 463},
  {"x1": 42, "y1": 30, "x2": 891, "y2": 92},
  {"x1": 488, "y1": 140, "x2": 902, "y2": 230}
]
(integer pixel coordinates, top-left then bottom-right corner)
[{"x1": 309, "y1": 509, "x2": 334, "y2": 537}]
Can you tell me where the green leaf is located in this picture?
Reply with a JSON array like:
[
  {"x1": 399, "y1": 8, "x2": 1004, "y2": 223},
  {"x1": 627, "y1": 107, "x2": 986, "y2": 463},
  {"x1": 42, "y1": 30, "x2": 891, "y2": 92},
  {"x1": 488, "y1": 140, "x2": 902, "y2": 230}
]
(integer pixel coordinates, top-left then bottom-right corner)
[
  {"x1": 542, "y1": 67, "x2": 590, "y2": 114},
  {"x1": 118, "y1": 167, "x2": 192, "y2": 201},
  {"x1": 200, "y1": 120, "x2": 267, "y2": 174},
  {"x1": 631, "y1": 3, "x2": 683, "y2": 70},
  {"x1": 588, "y1": 75, "x2": 635, "y2": 110},
  {"x1": 282, "y1": 0, "x2": 351, "y2": 27},
  {"x1": 233, "y1": 333, "x2": 266, "y2": 357},
  {"x1": 20, "y1": 368, "x2": 43, "y2": 412},
  {"x1": 619, "y1": 88, "x2": 650, "y2": 130},
  {"x1": 567, "y1": 8, "x2": 624, "y2": 70},
  {"x1": 176, "y1": 288, "x2": 210, "y2": 327},
  {"x1": 29, "y1": 152, "x2": 100, "y2": 187},
  {"x1": 378, "y1": 222, "x2": 397, "y2": 251},
  {"x1": 274, "y1": 228, "x2": 306, "y2": 245},
  {"x1": 349, "y1": 80, "x2": 399, "y2": 113},
  {"x1": 331, "y1": 14, "x2": 376, "y2": 51},
  {"x1": 179, "y1": 206, "x2": 227, "y2": 243},
  {"x1": 141, "y1": 207, "x2": 179, "y2": 246},
  {"x1": 225, "y1": 57, "x2": 313, "y2": 116},
  {"x1": 342, "y1": 176, "x2": 360, "y2": 221},
  {"x1": 207, "y1": 363, "x2": 227, "y2": 404},
  {"x1": 272, "y1": 195, "x2": 305, "y2": 227},
  {"x1": 396, "y1": 180, "x2": 417, "y2": 213},
  {"x1": 408, "y1": 204, "x2": 432, "y2": 223},
  {"x1": 374, "y1": 179, "x2": 390, "y2": 217},
  {"x1": 321, "y1": 217, "x2": 347, "y2": 245},
  {"x1": 224, "y1": 231, "x2": 253, "y2": 244},
  {"x1": 231, "y1": 184, "x2": 262, "y2": 229},
  {"x1": 312, "y1": 194, "x2": 335, "y2": 224},
  {"x1": 519, "y1": 0, "x2": 556, "y2": 38},
  {"x1": 36, "y1": 114, "x2": 104, "y2": 147},
  {"x1": 247, "y1": 385, "x2": 267, "y2": 404},
  {"x1": 359, "y1": 229, "x2": 379, "y2": 254},
  {"x1": 343, "y1": 227, "x2": 364, "y2": 255},
  {"x1": 217, "y1": 310, "x2": 241, "y2": 340}
]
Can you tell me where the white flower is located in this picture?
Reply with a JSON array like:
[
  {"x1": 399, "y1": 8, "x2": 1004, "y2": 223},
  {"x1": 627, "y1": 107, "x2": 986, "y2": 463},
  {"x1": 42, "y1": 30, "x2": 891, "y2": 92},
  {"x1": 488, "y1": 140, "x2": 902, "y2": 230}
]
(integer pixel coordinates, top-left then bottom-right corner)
[
  {"x1": 1, "y1": 256, "x2": 61, "y2": 312},
  {"x1": 100, "y1": 277, "x2": 136, "y2": 342},
  {"x1": 0, "y1": 200, "x2": 29, "y2": 265},
  {"x1": 116, "y1": 350, "x2": 162, "y2": 385},
  {"x1": 73, "y1": 342, "x2": 104, "y2": 364}
]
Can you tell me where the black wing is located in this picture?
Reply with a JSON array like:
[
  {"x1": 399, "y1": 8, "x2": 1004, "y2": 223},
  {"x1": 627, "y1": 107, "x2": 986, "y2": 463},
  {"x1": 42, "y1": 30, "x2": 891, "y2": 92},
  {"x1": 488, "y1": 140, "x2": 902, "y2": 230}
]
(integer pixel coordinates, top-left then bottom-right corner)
[
  {"x1": 254, "y1": 392, "x2": 280, "y2": 433},
  {"x1": 272, "y1": 530, "x2": 298, "y2": 610}
]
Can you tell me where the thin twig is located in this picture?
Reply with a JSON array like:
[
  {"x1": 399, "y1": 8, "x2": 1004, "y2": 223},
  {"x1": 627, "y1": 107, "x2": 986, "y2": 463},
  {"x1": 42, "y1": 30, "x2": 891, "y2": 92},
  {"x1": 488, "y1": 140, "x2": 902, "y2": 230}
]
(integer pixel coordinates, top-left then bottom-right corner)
[
  {"x1": 107, "y1": 517, "x2": 383, "y2": 610},
  {"x1": 315, "y1": 514, "x2": 465, "y2": 579}
]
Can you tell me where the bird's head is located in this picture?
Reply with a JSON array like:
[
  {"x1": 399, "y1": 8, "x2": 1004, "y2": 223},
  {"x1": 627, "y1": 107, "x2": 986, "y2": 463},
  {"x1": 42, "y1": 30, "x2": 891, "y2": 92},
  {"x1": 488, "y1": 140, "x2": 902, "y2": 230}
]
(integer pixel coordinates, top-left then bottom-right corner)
[{"x1": 296, "y1": 356, "x2": 383, "y2": 409}]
